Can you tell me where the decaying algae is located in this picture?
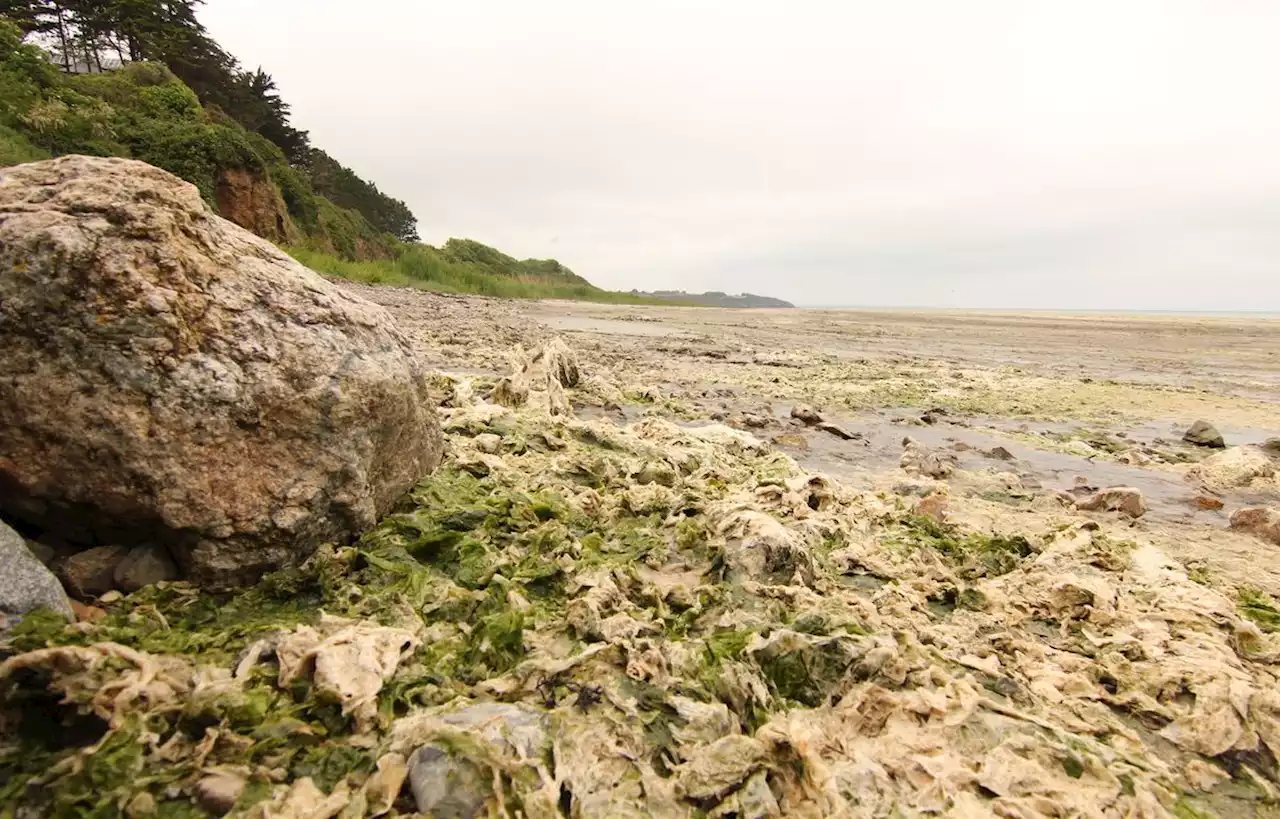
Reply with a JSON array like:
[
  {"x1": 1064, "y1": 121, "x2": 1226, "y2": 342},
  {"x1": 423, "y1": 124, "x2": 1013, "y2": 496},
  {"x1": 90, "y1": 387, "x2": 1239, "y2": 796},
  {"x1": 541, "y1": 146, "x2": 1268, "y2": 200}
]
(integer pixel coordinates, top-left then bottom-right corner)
[{"x1": 5, "y1": 343, "x2": 1280, "y2": 818}]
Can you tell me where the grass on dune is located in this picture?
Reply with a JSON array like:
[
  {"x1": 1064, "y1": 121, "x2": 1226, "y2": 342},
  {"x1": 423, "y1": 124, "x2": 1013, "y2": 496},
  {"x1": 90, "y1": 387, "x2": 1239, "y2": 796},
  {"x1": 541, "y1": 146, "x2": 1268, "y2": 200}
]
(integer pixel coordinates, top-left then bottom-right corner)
[{"x1": 287, "y1": 244, "x2": 687, "y2": 305}]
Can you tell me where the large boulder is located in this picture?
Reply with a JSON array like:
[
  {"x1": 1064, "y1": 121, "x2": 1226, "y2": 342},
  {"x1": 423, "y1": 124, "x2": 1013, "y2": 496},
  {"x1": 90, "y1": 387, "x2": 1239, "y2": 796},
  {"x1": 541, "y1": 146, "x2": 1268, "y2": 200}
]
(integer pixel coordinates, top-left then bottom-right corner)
[
  {"x1": 1189, "y1": 446, "x2": 1275, "y2": 494},
  {"x1": 0, "y1": 519, "x2": 74, "y2": 634},
  {"x1": 0, "y1": 156, "x2": 443, "y2": 588}
]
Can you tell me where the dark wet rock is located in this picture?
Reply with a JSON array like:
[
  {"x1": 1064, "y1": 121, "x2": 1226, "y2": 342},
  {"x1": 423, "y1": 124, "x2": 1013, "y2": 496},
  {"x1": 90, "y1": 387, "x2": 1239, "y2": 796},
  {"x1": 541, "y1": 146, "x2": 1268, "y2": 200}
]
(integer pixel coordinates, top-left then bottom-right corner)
[
  {"x1": 816, "y1": 421, "x2": 863, "y2": 441},
  {"x1": 1076, "y1": 487, "x2": 1147, "y2": 519},
  {"x1": 1263, "y1": 438, "x2": 1280, "y2": 456},
  {"x1": 920, "y1": 408, "x2": 948, "y2": 425},
  {"x1": 113, "y1": 544, "x2": 178, "y2": 592},
  {"x1": 1229, "y1": 507, "x2": 1280, "y2": 546},
  {"x1": 790, "y1": 404, "x2": 824, "y2": 426},
  {"x1": 1183, "y1": 420, "x2": 1226, "y2": 449},
  {"x1": 407, "y1": 703, "x2": 547, "y2": 819},
  {"x1": 1, "y1": 519, "x2": 74, "y2": 634},
  {"x1": 985, "y1": 446, "x2": 1016, "y2": 461},
  {"x1": 893, "y1": 482, "x2": 934, "y2": 498},
  {"x1": 58, "y1": 545, "x2": 130, "y2": 600},
  {"x1": 1191, "y1": 495, "x2": 1225, "y2": 511}
]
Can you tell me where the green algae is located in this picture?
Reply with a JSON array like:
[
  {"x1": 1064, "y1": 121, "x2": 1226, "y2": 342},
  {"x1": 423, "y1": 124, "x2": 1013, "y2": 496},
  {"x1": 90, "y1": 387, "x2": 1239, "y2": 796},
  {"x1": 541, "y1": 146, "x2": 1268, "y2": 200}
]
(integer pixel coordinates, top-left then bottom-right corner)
[
  {"x1": 1238, "y1": 587, "x2": 1280, "y2": 633},
  {"x1": 890, "y1": 515, "x2": 1033, "y2": 579}
]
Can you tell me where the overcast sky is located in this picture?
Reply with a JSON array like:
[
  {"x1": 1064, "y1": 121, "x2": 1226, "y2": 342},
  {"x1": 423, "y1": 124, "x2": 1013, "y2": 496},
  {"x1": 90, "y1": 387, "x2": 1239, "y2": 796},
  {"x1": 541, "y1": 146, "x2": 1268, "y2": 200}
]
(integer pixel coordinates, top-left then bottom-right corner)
[{"x1": 203, "y1": 1, "x2": 1280, "y2": 309}]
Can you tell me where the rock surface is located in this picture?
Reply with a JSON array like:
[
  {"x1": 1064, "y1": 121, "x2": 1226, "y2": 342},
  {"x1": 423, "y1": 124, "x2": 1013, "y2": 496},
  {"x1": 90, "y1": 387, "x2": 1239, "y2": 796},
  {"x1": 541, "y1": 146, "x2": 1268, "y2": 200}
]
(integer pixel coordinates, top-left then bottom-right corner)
[
  {"x1": 114, "y1": 544, "x2": 179, "y2": 592},
  {"x1": 1230, "y1": 507, "x2": 1280, "y2": 546},
  {"x1": 406, "y1": 703, "x2": 547, "y2": 818},
  {"x1": 900, "y1": 437, "x2": 957, "y2": 479},
  {"x1": 790, "y1": 404, "x2": 823, "y2": 425},
  {"x1": 0, "y1": 156, "x2": 443, "y2": 588},
  {"x1": 0, "y1": 519, "x2": 74, "y2": 633},
  {"x1": 58, "y1": 545, "x2": 129, "y2": 600},
  {"x1": 1183, "y1": 420, "x2": 1226, "y2": 448},
  {"x1": 1189, "y1": 446, "x2": 1275, "y2": 493},
  {"x1": 1076, "y1": 486, "x2": 1147, "y2": 518}
]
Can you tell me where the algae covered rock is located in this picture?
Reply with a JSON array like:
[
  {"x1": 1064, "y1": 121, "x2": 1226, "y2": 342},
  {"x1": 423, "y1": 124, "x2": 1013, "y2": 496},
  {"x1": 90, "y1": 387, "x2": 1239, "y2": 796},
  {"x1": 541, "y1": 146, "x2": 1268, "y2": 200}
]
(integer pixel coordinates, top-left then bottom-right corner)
[
  {"x1": 0, "y1": 156, "x2": 443, "y2": 588},
  {"x1": 1183, "y1": 419, "x2": 1226, "y2": 449},
  {"x1": 0, "y1": 519, "x2": 73, "y2": 633}
]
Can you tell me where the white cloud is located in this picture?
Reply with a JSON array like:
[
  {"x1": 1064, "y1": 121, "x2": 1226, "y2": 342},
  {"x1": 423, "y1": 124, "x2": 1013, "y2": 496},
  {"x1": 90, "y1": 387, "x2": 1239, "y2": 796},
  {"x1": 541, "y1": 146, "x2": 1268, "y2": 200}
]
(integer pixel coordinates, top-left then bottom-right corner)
[{"x1": 204, "y1": 0, "x2": 1280, "y2": 308}]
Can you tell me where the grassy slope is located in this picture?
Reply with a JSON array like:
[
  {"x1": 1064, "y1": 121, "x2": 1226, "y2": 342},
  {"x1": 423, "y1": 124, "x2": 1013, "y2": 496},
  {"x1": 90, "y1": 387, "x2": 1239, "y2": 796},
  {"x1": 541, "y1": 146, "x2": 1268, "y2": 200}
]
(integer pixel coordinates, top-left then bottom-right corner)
[{"x1": 288, "y1": 244, "x2": 680, "y2": 304}]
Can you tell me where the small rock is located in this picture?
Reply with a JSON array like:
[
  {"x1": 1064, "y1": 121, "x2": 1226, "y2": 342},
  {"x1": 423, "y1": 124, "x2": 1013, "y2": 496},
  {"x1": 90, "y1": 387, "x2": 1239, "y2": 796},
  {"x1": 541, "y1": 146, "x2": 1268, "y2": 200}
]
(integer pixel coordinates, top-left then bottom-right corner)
[
  {"x1": 738, "y1": 413, "x2": 772, "y2": 430},
  {"x1": 113, "y1": 544, "x2": 178, "y2": 592},
  {"x1": 1183, "y1": 420, "x2": 1226, "y2": 449},
  {"x1": 0, "y1": 519, "x2": 75, "y2": 634},
  {"x1": 1076, "y1": 487, "x2": 1147, "y2": 519},
  {"x1": 816, "y1": 421, "x2": 863, "y2": 441},
  {"x1": 985, "y1": 446, "x2": 1016, "y2": 461},
  {"x1": 1190, "y1": 446, "x2": 1275, "y2": 492},
  {"x1": 951, "y1": 441, "x2": 973, "y2": 452},
  {"x1": 69, "y1": 600, "x2": 107, "y2": 623},
  {"x1": 1192, "y1": 495, "x2": 1225, "y2": 511},
  {"x1": 58, "y1": 545, "x2": 130, "y2": 599},
  {"x1": 1229, "y1": 507, "x2": 1280, "y2": 546},
  {"x1": 408, "y1": 703, "x2": 547, "y2": 818},
  {"x1": 1263, "y1": 438, "x2": 1280, "y2": 456},
  {"x1": 920, "y1": 408, "x2": 948, "y2": 425},
  {"x1": 194, "y1": 771, "x2": 247, "y2": 816},
  {"x1": 541, "y1": 431, "x2": 567, "y2": 450},
  {"x1": 913, "y1": 493, "x2": 948, "y2": 523},
  {"x1": 474, "y1": 433, "x2": 502, "y2": 455},
  {"x1": 900, "y1": 437, "x2": 956, "y2": 479},
  {"x1": 771, "y1": 433, "x2": 810, "y2": 452},
  {"x1": 790, "y1": 404, "x2": 824, "y2": 426}
]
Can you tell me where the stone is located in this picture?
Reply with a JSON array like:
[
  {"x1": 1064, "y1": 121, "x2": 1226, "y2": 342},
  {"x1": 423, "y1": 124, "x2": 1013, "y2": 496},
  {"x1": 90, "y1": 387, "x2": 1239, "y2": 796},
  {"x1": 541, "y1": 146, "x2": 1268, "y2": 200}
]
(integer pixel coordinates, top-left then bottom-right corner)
[
  {"x1": 194, "y1": 770, "x2": 247, "y2": 816},
  {"x1": 407, "y1": 703, "x2": 547, "y2": 818},
  {"x1": 1076, "y1": 487, "x2": 1147, "y2": 519},
  {"x1": 1229, "y1": 507, "x2": 1280, "y2": 546},
  {"x1": 986, "y1": 446, "x2": 1016, "y2": 461},
  {"x1": 789, "y1": 404, "x2": 824, "y2": 426},
  {"x1": 1192, "y1": 495, "x2": 1225, "y2": 511},
  {"x1": 920, "y1": 408, "x2": 948, "y2": 425},
  {"x1": 900, "y1": 437, "x2": 957, "y2": 479},
  {"x1": 473, "y1": 433, "x2": 502, "y2": 455},
  {"x1": 58, "y1": 545, "x2": 129, "y2": 599},
  {"x1": 114, "y1": 544, "x2": 179, "y2": 592},
  {"x1": 1189, "y1": 446, "x2": 1275, "y2": 493},
  {"x1": 0, "y1": 519, "x2": 74, "y2": 634},
  {"x1": 1183, "y1": 420, "x2": 1226, "y2": 449},
  {"x1": 913, "y1": 493, "x2": 949, "y2": 523},
  {"x1": 69, "y1": 600, "x2": 107, "y2": 623},
  {"x1": 0, "y1": 156, "x2": 443, "y2": 589},
  {"x1": 1263, "y1": 438, "x2": 1280, "y2": 456},
  {"x1": 816, "y1": 421, "x2": 863, "y2": 441}
]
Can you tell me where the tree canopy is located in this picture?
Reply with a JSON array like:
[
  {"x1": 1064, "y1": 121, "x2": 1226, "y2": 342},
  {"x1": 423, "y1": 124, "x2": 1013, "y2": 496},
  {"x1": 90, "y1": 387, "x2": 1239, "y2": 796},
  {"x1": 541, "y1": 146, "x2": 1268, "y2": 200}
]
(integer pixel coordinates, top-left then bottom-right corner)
[{"x1": 0, "y1": 0, "x2": 415, "y2": 237}]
